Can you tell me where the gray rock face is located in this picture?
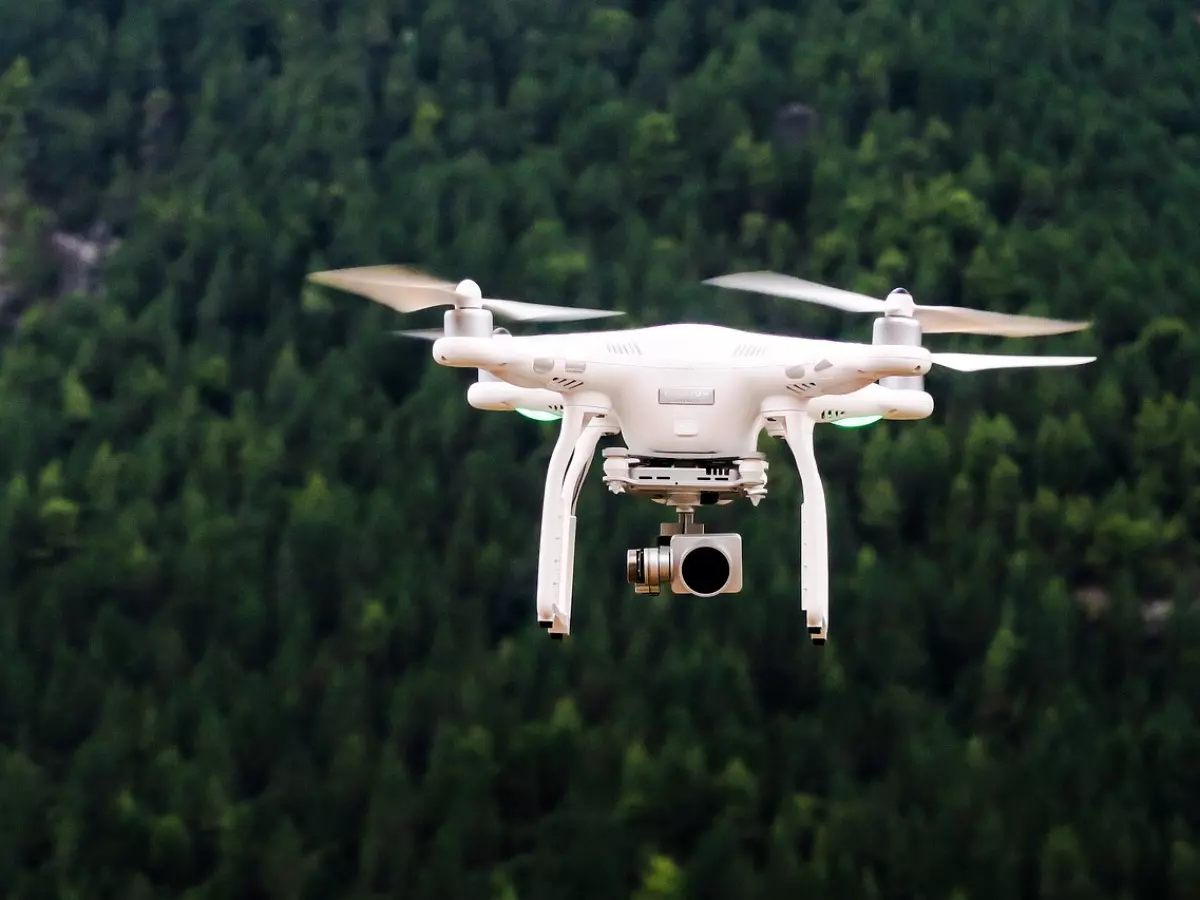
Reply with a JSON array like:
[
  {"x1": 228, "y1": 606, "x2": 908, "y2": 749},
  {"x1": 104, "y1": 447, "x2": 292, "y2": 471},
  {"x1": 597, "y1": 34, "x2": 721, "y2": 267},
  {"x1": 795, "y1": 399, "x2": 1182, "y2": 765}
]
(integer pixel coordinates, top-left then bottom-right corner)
[{"x1": 49, "y1": 222, "x2": 119, "y2": 297}]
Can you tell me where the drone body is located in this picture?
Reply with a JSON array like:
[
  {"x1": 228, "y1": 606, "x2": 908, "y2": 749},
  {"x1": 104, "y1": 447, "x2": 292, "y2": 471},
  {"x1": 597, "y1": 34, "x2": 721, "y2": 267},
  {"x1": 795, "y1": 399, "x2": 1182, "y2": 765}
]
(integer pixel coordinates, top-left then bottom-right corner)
[
  {"x1": 307, "y1": 266, "x2": 1095, "y2": 647},
  {"x1": 434, "y1": 322, "x2": 933, "y2": 458}
]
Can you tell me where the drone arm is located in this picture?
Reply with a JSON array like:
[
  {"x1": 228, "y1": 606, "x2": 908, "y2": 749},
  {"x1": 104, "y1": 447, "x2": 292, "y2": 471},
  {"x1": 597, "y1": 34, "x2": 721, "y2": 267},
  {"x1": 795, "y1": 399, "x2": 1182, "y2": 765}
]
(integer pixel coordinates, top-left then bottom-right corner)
[
  {"x1": 433, "y1": 336, "x2": 520, "y2": 370},
  {"x1": 781, "y1": 410, "x2": 829, "y2": 641},
  {"x1": 433, "y1": 337, "x2": 558, "y2": 390},
  {"x1": 466, "y1": 380, "x2": 564, "y2": 414},
  {"x1": 806, "y1": 383, "x2": 934, "y2": 424}
]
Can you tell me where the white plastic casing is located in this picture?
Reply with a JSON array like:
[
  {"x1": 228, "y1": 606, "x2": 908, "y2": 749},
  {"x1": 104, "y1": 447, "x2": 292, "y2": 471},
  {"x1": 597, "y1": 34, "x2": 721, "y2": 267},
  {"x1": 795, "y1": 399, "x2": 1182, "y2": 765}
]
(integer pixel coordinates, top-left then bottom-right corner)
[
  {"x1": 435, "y1": 325, "x2": 934, "y2": 456},
  {"x1": 805, "y1": 383, "x2": 934, "y2": 423},
  {"x1": 466, "y1": 380, "x2": 563, "y2": 414}
]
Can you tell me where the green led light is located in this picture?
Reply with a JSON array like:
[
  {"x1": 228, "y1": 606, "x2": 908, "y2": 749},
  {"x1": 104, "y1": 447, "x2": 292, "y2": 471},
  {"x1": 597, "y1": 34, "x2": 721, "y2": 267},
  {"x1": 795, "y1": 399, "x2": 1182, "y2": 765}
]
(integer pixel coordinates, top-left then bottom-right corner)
[
  {"x1": 830, "y1": 415, "x2": 883, "y2": 428},
  {"x1": 516, "y1": 408, "x2": 563, "y2": 422}
]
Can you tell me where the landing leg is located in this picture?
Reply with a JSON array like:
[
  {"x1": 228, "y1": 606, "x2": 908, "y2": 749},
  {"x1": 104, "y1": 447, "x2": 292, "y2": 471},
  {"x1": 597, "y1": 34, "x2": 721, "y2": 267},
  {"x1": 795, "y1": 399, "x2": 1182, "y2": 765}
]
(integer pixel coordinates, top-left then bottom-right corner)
[
  {"x1": 536, "y1": 407, "x2": 610, "y2": 636},
  {"x1": 546, "y1": 417, "x2": 610, "y2": 638},
  {"x1": 537, "y1": 407, "x2": 584, "y2": 628},
  {"x1": 782, "y1": 411, "x2": 829, "y2": 644}
]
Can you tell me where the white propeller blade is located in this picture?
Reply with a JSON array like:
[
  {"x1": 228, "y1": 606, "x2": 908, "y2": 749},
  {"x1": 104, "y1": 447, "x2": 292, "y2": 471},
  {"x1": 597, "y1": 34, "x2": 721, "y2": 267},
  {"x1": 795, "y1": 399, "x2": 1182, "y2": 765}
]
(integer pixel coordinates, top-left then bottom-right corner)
[
  {"x1": 390, "y1": 328, "x2": 444, "y2": 341},
  {"x1": 706, "y1": 271, "x2": 883, "y2": 313},
  {"x1": 704, "y1": 271, "x2": 1091, "y2": 337},
  {"x1": 914, "y1": 308, "x2": 1091, "y2": 338},
  {"x1": 308, "y1": 265, "x2": 623, "y2": 322},
  {"x1": 930, "y1": 352, "x2": 1096, "y2": 372},
  {"x1": 482, "y1": 297, "x2": 622, "y2": 322},
  {"x1": 309, "y1": 266, "x2": 459, "y2": 313}
]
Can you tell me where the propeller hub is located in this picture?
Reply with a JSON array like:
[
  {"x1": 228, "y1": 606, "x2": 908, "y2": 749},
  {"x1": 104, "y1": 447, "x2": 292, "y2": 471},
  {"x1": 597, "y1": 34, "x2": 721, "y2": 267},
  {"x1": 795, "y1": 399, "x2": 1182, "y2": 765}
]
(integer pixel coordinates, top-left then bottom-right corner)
[
  {"x1": 883, "y1": 288, "x2": 915, "y2": 318},
  {"x1": 456, "y1": 279, "x2": 483, "y2": 304}
]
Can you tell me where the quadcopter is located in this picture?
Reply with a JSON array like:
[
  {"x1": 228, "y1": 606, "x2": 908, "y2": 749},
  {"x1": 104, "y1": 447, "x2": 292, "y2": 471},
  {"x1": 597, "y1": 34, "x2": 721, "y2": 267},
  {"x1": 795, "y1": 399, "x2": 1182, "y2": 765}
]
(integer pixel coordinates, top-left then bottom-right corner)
[{"x1": 307, "y1": 266, "x2": 1095, "y2": 645}]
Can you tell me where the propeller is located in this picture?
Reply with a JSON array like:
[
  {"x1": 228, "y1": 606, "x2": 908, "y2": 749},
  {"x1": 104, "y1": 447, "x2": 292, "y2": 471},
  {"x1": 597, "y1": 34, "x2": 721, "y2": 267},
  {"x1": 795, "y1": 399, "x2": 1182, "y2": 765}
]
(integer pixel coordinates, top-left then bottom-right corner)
[
  {"x1": 703, "y1": 271, "x2": 1090, "y2": 337},
  {"x1": 389, "y1": 326, "x2": 517, "y2": 342},
  {"x1": 389, "y1": 328, "x2": 445, "y2": 341},
  {"x1": 308, "y1": 265, "x2": 622, "y2": 323},
  {"x1": 931, "y1": 352, "x2": 1096, "y2": 372}
]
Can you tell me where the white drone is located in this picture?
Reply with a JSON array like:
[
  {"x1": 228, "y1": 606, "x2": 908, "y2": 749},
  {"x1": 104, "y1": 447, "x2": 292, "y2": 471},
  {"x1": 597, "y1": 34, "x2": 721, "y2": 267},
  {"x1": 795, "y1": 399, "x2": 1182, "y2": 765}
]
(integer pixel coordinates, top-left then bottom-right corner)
[{"x1": 307, "y1": 266, "x2": 1095, "y2": 645}]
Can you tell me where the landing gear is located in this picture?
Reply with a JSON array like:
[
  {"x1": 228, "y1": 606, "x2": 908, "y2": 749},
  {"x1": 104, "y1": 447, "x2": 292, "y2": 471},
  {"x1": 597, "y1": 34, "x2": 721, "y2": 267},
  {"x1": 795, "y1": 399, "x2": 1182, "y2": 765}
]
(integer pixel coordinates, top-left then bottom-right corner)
[
  {"x1": 536, "y1": 399, "x2": 835, "y2": 649},
  {"x1": 535, "y1": 404, "x2": 618, "y2": 640},
  {"x1": 772, "y1": 407, "x2": 831, "y2": 647}
]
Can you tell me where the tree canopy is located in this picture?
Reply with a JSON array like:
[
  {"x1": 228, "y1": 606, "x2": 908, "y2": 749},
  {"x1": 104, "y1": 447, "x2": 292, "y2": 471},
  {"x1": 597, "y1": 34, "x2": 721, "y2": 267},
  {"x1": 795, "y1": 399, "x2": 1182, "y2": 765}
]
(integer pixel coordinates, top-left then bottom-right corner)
[{"x1": 2, "y1": 1, "x2": 1200, "y2": 898}]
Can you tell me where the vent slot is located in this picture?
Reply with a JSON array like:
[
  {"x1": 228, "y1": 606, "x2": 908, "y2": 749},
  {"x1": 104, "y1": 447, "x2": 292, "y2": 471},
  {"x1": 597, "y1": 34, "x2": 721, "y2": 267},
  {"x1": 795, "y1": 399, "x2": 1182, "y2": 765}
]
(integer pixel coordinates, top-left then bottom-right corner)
[
  {"x1": 785, "y1": 381, "x2": 819, "y2": 396},
  {"x1": 607, "y1": 341, "x2": 643, "y2": 355},
  {"x1": 733, "y1": 343, "x2": 767, "y2": 358},
  {"x1": 550, "y1": 377, "x2": 585, "y2": 390}
]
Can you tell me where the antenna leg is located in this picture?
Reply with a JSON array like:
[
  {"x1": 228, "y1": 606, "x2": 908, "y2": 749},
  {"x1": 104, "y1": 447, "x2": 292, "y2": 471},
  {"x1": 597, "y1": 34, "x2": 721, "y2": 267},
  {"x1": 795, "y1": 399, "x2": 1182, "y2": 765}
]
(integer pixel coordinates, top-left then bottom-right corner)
[
  {"x1": 546, "y1": 417, "x2": 612, "y2": 638},
  {"x1": 537, "y1": 407, "x2": 612, "y2": 637},
  {"x1": 782, "y1": 411, "x2": 829, "y2": 644}
]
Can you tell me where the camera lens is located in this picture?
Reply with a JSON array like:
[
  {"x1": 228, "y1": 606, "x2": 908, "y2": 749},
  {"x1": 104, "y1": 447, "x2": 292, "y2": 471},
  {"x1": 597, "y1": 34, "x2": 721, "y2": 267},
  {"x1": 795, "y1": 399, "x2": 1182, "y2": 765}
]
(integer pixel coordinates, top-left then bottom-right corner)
[{"x1": 679, "y1": 546, "x2": 731, "y2": 596}]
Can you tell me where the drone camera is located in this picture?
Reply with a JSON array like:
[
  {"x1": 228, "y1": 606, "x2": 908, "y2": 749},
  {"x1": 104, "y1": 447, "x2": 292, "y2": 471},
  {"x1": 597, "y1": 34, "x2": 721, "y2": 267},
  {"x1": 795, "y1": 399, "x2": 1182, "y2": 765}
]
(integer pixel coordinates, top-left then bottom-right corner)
[
  {"x1": 626, "y1": 533, "x2": 743, "y2": 597},
  {"x1": 626, "y1": 545, "x2": 671, "y2": 594},
  {"x1": 673, "y1": 533, "x2": 742, "y2": 596}
]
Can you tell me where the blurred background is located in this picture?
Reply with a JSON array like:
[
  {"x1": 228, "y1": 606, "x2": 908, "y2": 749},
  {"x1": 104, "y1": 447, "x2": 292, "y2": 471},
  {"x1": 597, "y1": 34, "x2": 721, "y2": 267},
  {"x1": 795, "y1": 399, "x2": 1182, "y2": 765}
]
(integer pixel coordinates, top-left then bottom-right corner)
[{"x1": 1, "y1": 1, "x2": 1199, "y2": 898}]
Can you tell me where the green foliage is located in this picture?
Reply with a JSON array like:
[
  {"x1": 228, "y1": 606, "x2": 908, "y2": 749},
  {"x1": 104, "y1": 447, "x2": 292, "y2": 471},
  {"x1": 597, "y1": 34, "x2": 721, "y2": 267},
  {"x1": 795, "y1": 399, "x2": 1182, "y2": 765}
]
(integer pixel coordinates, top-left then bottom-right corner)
[{"x1": 2, "y1": 0, "x2": 1200, "y2": 897}]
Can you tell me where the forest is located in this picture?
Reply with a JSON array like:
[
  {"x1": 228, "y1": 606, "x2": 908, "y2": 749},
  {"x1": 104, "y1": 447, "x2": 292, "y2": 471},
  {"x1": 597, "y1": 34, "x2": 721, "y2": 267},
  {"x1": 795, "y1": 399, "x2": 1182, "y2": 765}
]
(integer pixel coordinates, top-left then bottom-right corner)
[{"x1": 2, "y1": 0, "x2": 1200, "y2": 897}]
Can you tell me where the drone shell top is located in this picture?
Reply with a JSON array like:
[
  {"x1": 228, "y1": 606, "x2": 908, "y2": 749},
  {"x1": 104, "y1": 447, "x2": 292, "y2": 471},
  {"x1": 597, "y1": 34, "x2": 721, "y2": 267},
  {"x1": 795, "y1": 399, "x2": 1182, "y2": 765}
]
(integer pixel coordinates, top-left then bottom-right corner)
[{"x1": 432, "y1": 323, "x2": 933, "y2": 457}]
